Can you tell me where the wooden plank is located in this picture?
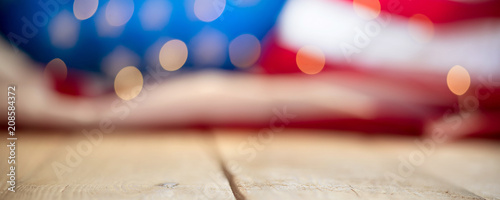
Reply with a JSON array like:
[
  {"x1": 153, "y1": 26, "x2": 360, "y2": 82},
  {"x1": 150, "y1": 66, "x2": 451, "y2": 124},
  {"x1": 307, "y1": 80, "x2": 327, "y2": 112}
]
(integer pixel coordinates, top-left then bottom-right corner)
[
  {"x1": 214, "y1": 129, "x2": 491, "y2": 199},
  {"x1": 423, "y1": 139, "x2": 500, "y2": 200},
  {"x1": 3, "y1": 129, "x2": 499, "y2": 199},
  {"x1": 1, "y1": 132, "x2": 66, "y2": 197},
  {"x1": 2, "y1": 130, "x2": 235, "y2": 200}
]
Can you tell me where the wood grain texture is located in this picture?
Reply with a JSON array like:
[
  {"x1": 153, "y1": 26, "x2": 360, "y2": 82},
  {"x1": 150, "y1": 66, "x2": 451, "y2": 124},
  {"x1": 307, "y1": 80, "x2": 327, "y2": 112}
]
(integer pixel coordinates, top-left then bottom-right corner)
[
  {"x1": 214, "y1": 129, "x2": 498, "y2": 200},
  {"x1": 1, "y1": 129, "x2": 499, "y2": 200},
  {"x1": 423, "y1": 139, "x2": 500, "y2": 200},
  {"x1": 1, "y1": 130, "x2": 234, "y2": 200}
]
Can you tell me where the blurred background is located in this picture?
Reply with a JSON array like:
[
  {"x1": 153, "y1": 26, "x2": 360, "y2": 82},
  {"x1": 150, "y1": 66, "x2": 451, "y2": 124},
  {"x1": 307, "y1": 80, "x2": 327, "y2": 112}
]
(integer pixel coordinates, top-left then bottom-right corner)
[{"x1": 0, "y1": 0, "x2": 499, "y2": 138}]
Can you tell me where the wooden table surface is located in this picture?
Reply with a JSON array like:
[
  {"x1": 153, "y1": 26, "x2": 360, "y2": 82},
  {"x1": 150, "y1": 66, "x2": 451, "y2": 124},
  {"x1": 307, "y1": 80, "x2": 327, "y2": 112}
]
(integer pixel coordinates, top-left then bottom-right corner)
[{"x1": 1, "y1": 129, "x2": 499, "y2": 200}]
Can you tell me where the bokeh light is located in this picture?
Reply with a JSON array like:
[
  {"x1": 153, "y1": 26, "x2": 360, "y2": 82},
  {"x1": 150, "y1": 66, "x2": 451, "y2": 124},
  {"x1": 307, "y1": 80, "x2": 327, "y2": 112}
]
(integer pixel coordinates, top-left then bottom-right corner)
[
  {"x1": 408, "y1": 14, "x2": 434, "y2": 43},
  {"x1": 159, "y1": 39, "x2": 188, "y2": 71},
  {"x1": 229, "y1": 34, "x2": 261, "y2": 68},
  {"x1": 296, "y1": 45, "x2": 325, "y2": 75},
  {"x1": 44, "y1": 58, "x2": 68, "y2": 81},
  {"x1": 73, "y1": 0, "x2": 99, "y2": 20},
  {"x1": 105, "y1": 0, "x2": 135, "y2": 26},
  {"x1": 145, "y1": 38, "x2": 168, "y2": 68},
  {"x1": 95, "y1": 7, "x2": 124, "y2": 37},
  {"x1": 194, "y1": 0, "x2": 226, "y2": 22},
  {"x1": 101, "y1": 46, "x2": 140, "y2": 78},
  {"x1": 447, "y1": 65, "x2": 471, "y2": 96},
  {"x1": 190, "y1": 28, "x2": 228, "y2": 67},
  {"x1": 353, "y1": 0, "x2": 381, "y2": 20},
  {"x1": 114, "y1": 66, "x2": 143, "y2": 100},
  {"x1": 49, "y1": 10, "x2": 80, "y2": 49},
  {"x1": 139, "y1": 0, "x2": 172, "y2": 30}
]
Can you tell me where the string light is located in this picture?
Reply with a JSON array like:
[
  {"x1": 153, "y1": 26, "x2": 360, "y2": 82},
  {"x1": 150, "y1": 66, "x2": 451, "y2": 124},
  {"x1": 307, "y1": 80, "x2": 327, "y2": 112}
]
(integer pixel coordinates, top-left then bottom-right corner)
[
  {"x1": 159, "y1": 39, "x2": 188, "y2": 71},
  {"x1": 114, "y1": 66, "x2": 143, "y2": 100},
  {"x1": 353, "y1": 0, "x2": 381, "y2": 20},
  {"x1": 408, "y1": 14, "x2": 434, "y2": 43},
  {"x1": 105, "y1": 0, "x2": 135, "y2": 26},
  {"x1": 73, "y1": 0, "x2": 99, "y2": 20},
  {"x1": 229, "y1": 34, "x2": 261, "y2": 68},
  {"x1": 44, "y1": 58, "x2": 68, "y2": 81},
  {"x1": 296, "y1": 45, "x2": 325, "y2": 75},
  {"x1": 194, "y1": 0, "x2": 226, "y2": 22},
  {"x1": 447, "y1": 65, "x2": 470, "y2": 96}
]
